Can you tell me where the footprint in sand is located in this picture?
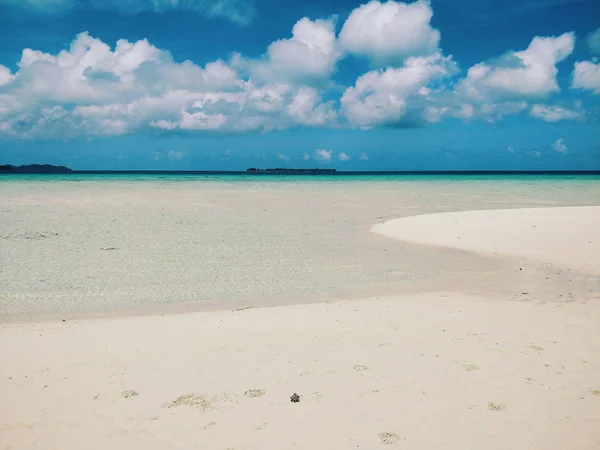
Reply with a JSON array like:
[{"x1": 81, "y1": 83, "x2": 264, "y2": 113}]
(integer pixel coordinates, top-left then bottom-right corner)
[
  {"x1": 307, "y1": 391, "x2": 323, "y2": 401},
  {"x1": 244, "y1": 389, "x2": 265, "y2": 398},
  {"x1": 591, "y1": 390, "x2": 600, "y2": 397},
  {"x1": 168, "y1": 392, "x2": 237, "y2": 410},
  {"x1": 527, "y1": 345, "x2": 545, "y2": 354},
  {"x1": 378, "y1": 432, "x2": 401, "y2": 445},
  {"x1": 202, "y1": 422, "x2": 216, "y2": 430},
  {"x1": 488, "y1": 402, "x2": 506, "y2": 411},
  {"x1": 354, "y1": 364, "x2": 369, "y2": 372},
  {"x1": 168, "y1": 393, "x2": 212, "y2": 411},
  {"x1": 122, "y1": 390, "x2": 139, "y2": 399},
  {"x1": 463, "y1": 364, "x2": 479, "y2": 372}
]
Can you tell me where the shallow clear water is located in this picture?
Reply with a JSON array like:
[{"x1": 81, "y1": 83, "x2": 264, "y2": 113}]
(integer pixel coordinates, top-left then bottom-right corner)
[
  {"x1": 1, "y1": 174, "x2": 598, "y2": 320},
  {"x1": 2, "y1": 173, "x2": 600, "y2": 183}
]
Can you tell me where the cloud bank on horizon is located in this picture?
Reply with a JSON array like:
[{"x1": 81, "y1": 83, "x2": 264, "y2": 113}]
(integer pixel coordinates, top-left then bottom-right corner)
[{"x1": 0, "y1": 0, "x2": 598, "y2": 142}]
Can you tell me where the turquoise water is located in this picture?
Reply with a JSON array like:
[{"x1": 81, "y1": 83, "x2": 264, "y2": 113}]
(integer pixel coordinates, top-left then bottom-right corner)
[
  {"x1": 1, "y1": 172, "x2": 599, "y2": 319},
  {"x1": 2, "y1": 173, "x2": 599, "y2": 183}
]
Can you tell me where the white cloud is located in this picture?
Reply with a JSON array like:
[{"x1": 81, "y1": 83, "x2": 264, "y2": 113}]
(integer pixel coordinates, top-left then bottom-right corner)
[
  {"x1": 587, "y1": 27, "x2": 600, "y2": 54},
  {"x1": 152, "y1": 149, "x2": 187, "y2": 160},
  {"x1": 276, "y1": 152, "x2": 290, "y2": 161},
  {"x1": 286, "y1": 87, "x2": 336, "y2": 126},
  {"x1": 168, "y1": 150, "x2": 186, "y2": 160},
  {"x1": 421, "y1": 33, "x2": 576, "y2": 124},
  {"x1": 315, "y1": 149, "x2": 333, "y2": 160},
  {"x1": 341, "y1": 53, "x2": 458, "y2": 127},
  {"x1": 339, "y1": 0, "x2": 440, "y2": 66},
  {"x1": 425, "y1": 100, "x2": 530, "y2": 123},
  {"x1": 0, "y1": 31, "x2": 339, "y2": 138},
  {"x1": 0, "y1": 13, "x2": 592, "y2": 141},
  {"x1": 478, "y1": 102, "x2": 528, "y2": 122},
  {"x1": 178, "y1": 109, "x2": 228, "y2": 130},
  {"x1": 572, "y1": 60, "x2": 600, "y2": 94},
  {"x1": 303, "y1": 153, "x2": 311, "y2": 160},
  {"x1": 552, "y1": 138, "x2": 567, "y2": 153},
  {"x1": 144, "y1": 83, "x2": 335, "y2": 133},
  {"x1": 530, "y1": 104, "x2": 583, "y2": 122},
  {"x1": 531, "y1": 150, "x2": 542, "y2": 158},
  {"x1": 507, "y1": 146, "x2": 515, "y2": 153},
  {"x1": 359, "y1": 152, "x2": 370, "y2": 160},
  {"x1": 455, "y1": 33, "x2": 575, "y2": 100},
  {"x1": 2, "y1": 0, "x2": 256, "y2": 25},
  {"x1": 245, "y1": 17, "x2": 340, "y2": 84},
  {"x1": 0, "y1": 65, "x2": 13, "y2": 86},
  {"x1": 338, "y1": 152, "x2": 351, "y2": 161}
]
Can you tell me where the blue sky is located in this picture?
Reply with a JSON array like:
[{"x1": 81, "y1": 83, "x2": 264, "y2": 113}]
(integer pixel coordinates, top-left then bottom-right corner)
[{"x1": 0, "y1": 0, "x2": 599, "y2": 170}]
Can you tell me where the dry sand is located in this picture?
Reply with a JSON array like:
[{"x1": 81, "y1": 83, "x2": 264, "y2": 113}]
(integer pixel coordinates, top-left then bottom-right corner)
[
  {"x1": 1, "y1": 202, "x2": 600, "y2": 449},
  {"x1": 372, "y1": 206, "x2": 600, "y2": 274}
]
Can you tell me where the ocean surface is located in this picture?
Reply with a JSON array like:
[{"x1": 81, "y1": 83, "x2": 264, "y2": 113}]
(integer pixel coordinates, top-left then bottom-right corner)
[
  {"x1": 2, "y1": 171, "x2": 600, "y2": 182},
  {"x1": 1, "y1": 173, "x2": 599, "y2": 320}
]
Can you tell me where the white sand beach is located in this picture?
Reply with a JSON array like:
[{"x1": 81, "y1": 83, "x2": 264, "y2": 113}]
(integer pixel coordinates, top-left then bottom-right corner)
[
  {"x1": 372, "y1": 206, "x2": 600, "y2": 273},
  {"x1": 1, "y1": 179, "x2": 600, "y2": 449}
]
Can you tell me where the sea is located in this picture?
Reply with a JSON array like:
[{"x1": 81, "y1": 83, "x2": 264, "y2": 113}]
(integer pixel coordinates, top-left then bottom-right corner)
[{"x1": 1, "y1": 172, "x2": 598, "y2": 321}]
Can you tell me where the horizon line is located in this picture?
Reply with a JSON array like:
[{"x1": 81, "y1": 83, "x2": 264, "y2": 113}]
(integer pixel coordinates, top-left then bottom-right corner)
[{"x1": 2, "y1": 170, "x2": 600, "y2": 175}]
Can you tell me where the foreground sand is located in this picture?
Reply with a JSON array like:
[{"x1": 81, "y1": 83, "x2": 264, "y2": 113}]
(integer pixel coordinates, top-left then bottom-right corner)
[{"x1": 1, "y1": 206, "x2": 600, "y2": 449}]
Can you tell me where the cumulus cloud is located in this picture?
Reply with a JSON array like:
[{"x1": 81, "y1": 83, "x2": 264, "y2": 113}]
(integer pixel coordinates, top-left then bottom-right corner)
[
  {"x1": 359, "y1": 152, "x2": 370, "y2": 160},
  {"x1": 303, "y1": 153, "x2": 311, "y2": 160},
  {"x1": 455, "y1": 33, "x2": 575, "y2": 101},
  {"x1": 572, "y1": 60, "x2": 600, "y2": 94},
  {"x1": 338, "y1": 152, "x2": 351, "y2": 161},
  {"x1": 588, "y1": 27, "x2": 600, "y2": 54},
  {"x1": 530, "y1": 104, "x2": 584, "y2": 122},
  {"x1": 1, "y1": 0, "x2": 256, "y2": 25},
  {"x1": 286, "y1": 87, "x2": 337, "y2": 126},
  {"x1": 315, "y1": 149, "x2": 333, "y2": 160},
  {"x1": 341, "y1": 53, "x2": 458, "y2": 127},
  {"x1": 507, "y1": 146, "x2": 515, "y2": 153},
  {"x1": 552, "y1": 138, "x2": 567, "y2": 153},
  {"x1": 0, "y1": 31, "x2": 337, "y2": 138},
  {"x1": 339, "y1": 0, "x2": 440, "y2": 66},
  {"x1": 0, "y1": 65, "x2": 13, "y2": 86},
  {"x1": 243, "y1": 17, "x2": 340, "y2": 84},
  {"x1": 0, "y1": 4, "x2": 592, "y2": 141},
  {"x1": 420, "y1": 33, "x2": 575, "y2": 124},
  {"x1": 276, "y1": 152, "x2": 290, "y2": 161}
]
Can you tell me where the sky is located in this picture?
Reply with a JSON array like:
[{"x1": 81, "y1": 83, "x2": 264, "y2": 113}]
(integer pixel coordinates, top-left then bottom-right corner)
[{"x1": 0, "y1": 0, "x2": 599, "y2": 170}]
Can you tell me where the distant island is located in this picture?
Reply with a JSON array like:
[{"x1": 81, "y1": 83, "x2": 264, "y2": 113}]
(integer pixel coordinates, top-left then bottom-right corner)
[
  {"x1": 0, "y1": 164, "x2": 72, "y2": 174},
  {"x1": 246, "y1": 168, "x2": 336, "y2": 173}
]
